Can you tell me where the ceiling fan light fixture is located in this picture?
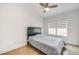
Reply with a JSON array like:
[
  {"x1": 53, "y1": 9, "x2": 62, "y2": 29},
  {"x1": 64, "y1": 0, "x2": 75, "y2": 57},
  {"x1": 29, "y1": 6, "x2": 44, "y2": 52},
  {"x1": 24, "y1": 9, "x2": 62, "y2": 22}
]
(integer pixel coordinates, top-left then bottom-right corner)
[
  {"x1": 45, "y1": 7, "x2": 50, "y2": 11},
  {"x1": 40, "y1": 3, "x2": 58, "y2": 13}
]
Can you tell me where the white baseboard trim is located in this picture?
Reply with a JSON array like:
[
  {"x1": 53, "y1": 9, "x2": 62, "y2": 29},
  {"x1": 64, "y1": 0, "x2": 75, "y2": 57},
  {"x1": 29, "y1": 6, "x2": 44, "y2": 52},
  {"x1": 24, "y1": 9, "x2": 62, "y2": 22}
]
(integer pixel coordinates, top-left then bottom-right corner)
[
  {"x1": 0, "y1": 40, "x2": 27, "y2": 54},
  {"x1": 65, "y1": 42, "x2": 79, "y2": 47}
]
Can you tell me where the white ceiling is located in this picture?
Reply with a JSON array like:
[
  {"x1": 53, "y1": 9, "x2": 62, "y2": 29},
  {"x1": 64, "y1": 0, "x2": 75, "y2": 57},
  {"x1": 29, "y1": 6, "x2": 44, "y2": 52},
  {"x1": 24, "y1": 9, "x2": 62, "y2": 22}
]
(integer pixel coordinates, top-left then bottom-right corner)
[{"x1": 32, "y1": 3, "x2": 79, "y2": 18}]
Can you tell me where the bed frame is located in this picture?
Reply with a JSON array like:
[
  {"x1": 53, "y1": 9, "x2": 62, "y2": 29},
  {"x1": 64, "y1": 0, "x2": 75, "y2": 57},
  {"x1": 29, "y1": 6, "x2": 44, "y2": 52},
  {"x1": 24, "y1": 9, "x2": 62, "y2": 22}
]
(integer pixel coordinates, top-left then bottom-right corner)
[{"x1": 27, "y1": 27, "x2": 41, "y2": 40}]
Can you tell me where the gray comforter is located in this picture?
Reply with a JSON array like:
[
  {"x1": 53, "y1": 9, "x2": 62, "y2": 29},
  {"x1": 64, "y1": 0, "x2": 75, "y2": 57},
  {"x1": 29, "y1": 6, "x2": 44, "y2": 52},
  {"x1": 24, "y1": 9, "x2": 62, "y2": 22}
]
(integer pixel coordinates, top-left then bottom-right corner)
[{"x1": 28, "y1": 34, "x2": 65, "y2": 55}]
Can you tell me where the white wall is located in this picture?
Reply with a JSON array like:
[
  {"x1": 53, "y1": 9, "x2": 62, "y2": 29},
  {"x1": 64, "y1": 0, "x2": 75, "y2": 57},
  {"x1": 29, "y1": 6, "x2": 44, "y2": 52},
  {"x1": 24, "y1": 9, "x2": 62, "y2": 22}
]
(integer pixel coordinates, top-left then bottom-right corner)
[
  {"x1": 43, "y1": 9, "x2": 79, "y2": 46},
  {"x1": 0, "y1": 3, "x2": 42, "y2": 54}
]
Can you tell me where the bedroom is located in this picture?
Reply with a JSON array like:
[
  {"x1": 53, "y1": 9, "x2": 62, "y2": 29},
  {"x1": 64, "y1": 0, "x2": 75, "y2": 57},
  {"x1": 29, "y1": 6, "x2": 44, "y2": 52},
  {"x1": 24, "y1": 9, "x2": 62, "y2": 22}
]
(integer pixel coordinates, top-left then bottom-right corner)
[{"x1": 0, "y1": 3, "x2": 79, "y2": 55}]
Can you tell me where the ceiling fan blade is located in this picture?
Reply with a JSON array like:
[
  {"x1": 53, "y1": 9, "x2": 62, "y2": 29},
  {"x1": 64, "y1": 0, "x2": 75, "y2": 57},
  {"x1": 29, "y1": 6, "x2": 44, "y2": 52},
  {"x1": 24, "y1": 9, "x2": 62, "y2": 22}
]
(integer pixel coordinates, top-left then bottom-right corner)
[
  {"x1": 40, "y1": 3, "x2": 48, "y2": 8},
  {"x1": 45, "y1": 3, "x2": 48, "y2": 7},
  {"x1": 48, "y1": 5, "x2": 58, "y2": 8},
  {"x1": 40, "y1": 3, "x2": 45, "y2": 7}
]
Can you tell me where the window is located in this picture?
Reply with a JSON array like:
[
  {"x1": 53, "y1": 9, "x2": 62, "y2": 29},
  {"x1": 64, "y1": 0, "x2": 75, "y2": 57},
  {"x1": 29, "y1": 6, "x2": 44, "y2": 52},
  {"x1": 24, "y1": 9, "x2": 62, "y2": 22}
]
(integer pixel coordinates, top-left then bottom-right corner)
[
  {"x1": 48, "y1": 21, "x2": 68, "y2": 37},
  {"x1": 57, "y1": 28, "x2": 67, "y2": 36},
  {"x1": 48, "y1": 28, "x2": 56, "y2": 35}
]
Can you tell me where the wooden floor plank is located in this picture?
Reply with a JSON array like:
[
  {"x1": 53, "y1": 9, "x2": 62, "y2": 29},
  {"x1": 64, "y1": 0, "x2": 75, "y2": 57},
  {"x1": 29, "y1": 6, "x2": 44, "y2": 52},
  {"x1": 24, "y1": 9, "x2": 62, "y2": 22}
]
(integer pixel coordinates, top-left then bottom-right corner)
[{"x1": 2, "y1": 44, "x2": 45, "y2": 55}]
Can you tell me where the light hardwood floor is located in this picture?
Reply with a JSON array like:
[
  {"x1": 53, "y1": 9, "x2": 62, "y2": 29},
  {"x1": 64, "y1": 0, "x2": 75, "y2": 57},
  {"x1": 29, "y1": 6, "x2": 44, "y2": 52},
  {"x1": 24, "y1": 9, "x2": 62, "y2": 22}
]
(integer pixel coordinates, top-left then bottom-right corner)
[
  {"x1": 2, "y1": 44, "x2": 45, "y2": 55},
  {"x1": 2, "y1": 43, "x2": 79, "y2": 55},
  {"x1": 63, "y1": 44, "x2": 79, "y2": 55}
]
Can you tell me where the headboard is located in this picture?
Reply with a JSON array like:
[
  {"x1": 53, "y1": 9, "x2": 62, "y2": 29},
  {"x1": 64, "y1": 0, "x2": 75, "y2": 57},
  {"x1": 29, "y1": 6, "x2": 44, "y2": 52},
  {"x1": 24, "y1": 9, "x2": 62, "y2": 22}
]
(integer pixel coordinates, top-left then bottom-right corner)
[{"x1": 27, "y1": 27, "x2": 41, "y2": 39}]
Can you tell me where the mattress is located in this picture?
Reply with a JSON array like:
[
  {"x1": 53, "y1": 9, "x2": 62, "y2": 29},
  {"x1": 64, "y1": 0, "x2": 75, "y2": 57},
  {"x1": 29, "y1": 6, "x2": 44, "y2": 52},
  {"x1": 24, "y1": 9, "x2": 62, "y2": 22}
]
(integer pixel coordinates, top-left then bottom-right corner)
[{"x1": 28, "y1": 34, "x2": 65, "y2": 55}]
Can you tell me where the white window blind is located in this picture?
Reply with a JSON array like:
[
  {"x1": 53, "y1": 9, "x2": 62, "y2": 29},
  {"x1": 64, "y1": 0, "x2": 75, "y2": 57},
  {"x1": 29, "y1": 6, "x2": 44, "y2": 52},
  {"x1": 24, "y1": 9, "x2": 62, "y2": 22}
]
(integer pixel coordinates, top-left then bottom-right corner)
[
  {"x1": 48, "y1": 21, "x2": 68, "y2": 37},
  {"x1": 48, "y1": 28, "x2": 56, "y2": 35}
]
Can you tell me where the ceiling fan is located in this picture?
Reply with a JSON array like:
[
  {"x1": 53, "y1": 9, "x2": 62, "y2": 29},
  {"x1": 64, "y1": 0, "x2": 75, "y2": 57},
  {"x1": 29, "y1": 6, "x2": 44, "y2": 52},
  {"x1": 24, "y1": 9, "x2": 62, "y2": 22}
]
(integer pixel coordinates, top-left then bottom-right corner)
[{"x1": 40, "y1": 3, "x2": 58, "y2": 13}]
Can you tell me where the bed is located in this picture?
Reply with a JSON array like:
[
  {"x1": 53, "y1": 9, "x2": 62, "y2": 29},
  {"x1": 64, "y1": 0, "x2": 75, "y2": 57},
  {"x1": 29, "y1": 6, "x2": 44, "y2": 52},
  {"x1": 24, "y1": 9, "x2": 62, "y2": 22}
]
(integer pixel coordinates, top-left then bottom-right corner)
[{"x1": 28, "y1": 34, "x2": 65, "y2": 55}]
